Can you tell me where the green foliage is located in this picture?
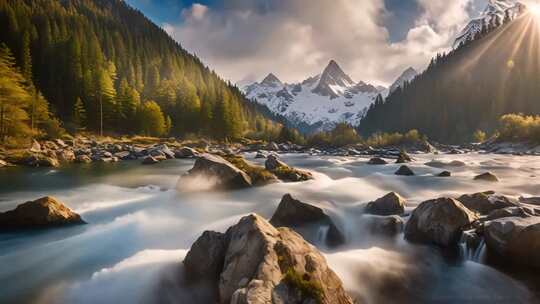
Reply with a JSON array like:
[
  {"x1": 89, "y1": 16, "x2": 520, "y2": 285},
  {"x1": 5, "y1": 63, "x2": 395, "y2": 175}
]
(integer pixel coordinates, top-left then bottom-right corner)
[
  {"x1": 0, "y1": 0, "x2": 277, "y2": 140},
  {"x1": 473, "y1": 129, "x2": 487, "y2": 143},
  {"x1": 307, "y1": 123, "x2": 361, "y2": 147},
  {"x1": 359, "y1": 13, "x2": 540, "y2": 143},
  {"x1": 137, "y1": 100, "x2": 166, "y2": 137},
  {"x1": 277, "y1": 126, "x2": 305, "y2": 144},
  {"x1": 72, "y1": 97, "x2": 87, "y2": 130},
  {"x1": 283, "y1": 268, "x2": 323, "y2": 304},
  {"x1": 497, "y1": 113, "x2": 540, "y2": 143},
  {"x1": 223, "y1": 155, "x2": 276, "y2": 186},
  {"x1": 365, "y1": 129, "x2": 424, "y2": 148}
]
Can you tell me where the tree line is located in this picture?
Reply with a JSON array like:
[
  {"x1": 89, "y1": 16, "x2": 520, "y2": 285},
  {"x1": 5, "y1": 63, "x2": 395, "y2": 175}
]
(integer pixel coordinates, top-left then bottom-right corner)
[
  {"x1": 0, "y1": 0, "x2": 280, "y2": 145},
  {"x1": 359, "y1": 7, "x2": 540, "y2": 144}
]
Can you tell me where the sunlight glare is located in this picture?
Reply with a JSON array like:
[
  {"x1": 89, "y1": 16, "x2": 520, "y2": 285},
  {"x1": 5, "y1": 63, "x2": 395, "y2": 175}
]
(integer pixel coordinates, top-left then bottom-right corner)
[{"x1": 528, "y1": 3, "x2": 540, "y2": 17}]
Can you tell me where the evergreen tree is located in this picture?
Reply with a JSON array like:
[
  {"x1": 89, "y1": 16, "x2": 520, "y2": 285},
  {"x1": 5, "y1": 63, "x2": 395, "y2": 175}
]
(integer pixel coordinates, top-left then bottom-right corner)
[
  {"x1": 73, "y1": 97, "x2": 87, "y2": 130},
  {"x1": 137, "y1": 100, "x2": 166, "y2": 136}
]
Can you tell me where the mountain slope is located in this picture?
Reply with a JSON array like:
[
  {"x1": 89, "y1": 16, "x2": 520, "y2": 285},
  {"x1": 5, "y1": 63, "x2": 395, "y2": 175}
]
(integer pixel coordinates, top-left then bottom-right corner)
[
  {"x1": 0, "y1": 0, "x2": 279, "y2": 139},
  {"x1": 389, "y1": 67, "x2": 417, "y2": 93},
  {"x1": 359, "y1": 9, "x2": 540, "y2": 143},
  {"x1": 243, "y1": 60, "x2": 386, "y2": 133},
  {"x1": 454, "y1": 0, "x2": 525, "y2": 48}
]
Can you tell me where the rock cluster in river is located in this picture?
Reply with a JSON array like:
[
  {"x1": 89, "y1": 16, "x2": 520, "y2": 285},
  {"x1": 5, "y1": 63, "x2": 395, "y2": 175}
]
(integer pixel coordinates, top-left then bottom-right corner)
[
  {"x1": 364, "y1": 192, "x2": 406, "y2": 216},
  {"x1": 0, "y1": 196, "x2": 85, "y2": 229},
  {"x1": 183, "y1": 214, "x2": 354, "y2": 304}
]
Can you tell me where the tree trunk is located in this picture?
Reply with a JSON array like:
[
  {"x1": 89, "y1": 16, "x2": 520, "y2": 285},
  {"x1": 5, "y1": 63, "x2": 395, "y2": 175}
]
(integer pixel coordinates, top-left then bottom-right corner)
[{"x1": 0, "y1": 103, "x2": 4, "y2": 143}]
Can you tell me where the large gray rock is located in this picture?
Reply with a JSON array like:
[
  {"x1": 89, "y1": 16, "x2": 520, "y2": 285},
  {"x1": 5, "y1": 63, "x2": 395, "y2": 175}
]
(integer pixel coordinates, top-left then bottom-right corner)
[
  {"x1": 368, "y1": 157, "x2": 387, "y2": 165},
  {"x1": 485, "y1": 207, "x2": 536, "y2": 221},
  {"x1": 180, "y1": 154, "x2": 252, "y2": 190},
  {"x1": 519, "y1": 196, "x2": 540, "y2": 206},
  {"x1": 396, "y1": 151, "x2": 412, "y2": 163},
  {"x1": 184, "y1": 214, "x2": 353, "y2": 304},
  {"x1": 0, "y1": 196, "x2": 85, "y2": 229},
  {"x1": 405, "y1": 197, "x2": 478, "y2": 247},
  {"x1": 425, "y1": 159, "x2": 466, "y2": 168},
  {"x1": 457, "y1": 191, "x2": 517, "y2": 215},
  {"x1": 484, "y1": 216, "x2": 540, "y2": 268},
  {"x1": 270, "y1": 194, "x2": 345, "y2": 247},
  {"x1": 264, "y1": 155, "x2": 313, "y2": 182},
  {"x1": 364, "y1": 192, "x2": 406, "y2": 216},
  {"x1": 21, "y1": 154, "x2": 60, "y2": 168}
]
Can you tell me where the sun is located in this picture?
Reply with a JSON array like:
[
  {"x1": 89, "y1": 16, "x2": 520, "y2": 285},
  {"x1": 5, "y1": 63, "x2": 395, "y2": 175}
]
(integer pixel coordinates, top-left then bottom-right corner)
[{"x1": 528, "y1": 3, "x2": 540, "y2": 17}]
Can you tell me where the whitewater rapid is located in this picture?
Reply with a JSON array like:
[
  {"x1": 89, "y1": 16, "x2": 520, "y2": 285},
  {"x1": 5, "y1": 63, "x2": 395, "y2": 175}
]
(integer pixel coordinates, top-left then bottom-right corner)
[{"x1": 0, "y1": 152, "x2": 539, "y2": 303}]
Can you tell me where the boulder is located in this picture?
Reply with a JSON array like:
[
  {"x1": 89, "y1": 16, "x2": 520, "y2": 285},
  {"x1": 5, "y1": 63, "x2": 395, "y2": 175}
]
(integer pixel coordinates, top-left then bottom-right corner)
[
  {"x1": 405, "y1": 197, "x2": 478, "y2": 247},
  {"x1": 457, "y1": 191, "x2": 517, "y2": 215},
  {"x1": 266, "y1": 142, "x2": 279, "y2": 151},
  {"x1": 395, "y1": 165, "x2": 415, "y2": 176},
  {"x1": 519, "y1": 196, "x2": 540, "y2": 206},
  {"x1": 265, "y1": 154, "x2": 288, "y2": 171},
  {"x1": 0, "y1": 196, "x2": 85, "y2": 229},
  {"x1": 75, "y1": 154, "x2": 92, "y2": 164},
  {"x1": 265, "y1": 155, "x2": 313, "y2": 182},
  {"x1": 22, "y1": 155, "x2": 60, "y2": 168},
  {"x1": 425, "y1": 160, "x2": 466, "y2": 168},
  {"x1": 270, "y1": 194, "x2": 345, "y2": 247},
  {"x1": 437, "y1": 171, "x2": 451, "y2": 177},
  {"x1": 364, "y1": 192, "x2": 406, "y2": 216},
  {"x1": 0, "y1": 159, "x2": 7, "y2": 167},
  {"x1": 484, "y1": 217, "x2": 540, "y2": 268},
  {"x1": 114, "y1": 151, "x2": 134, "y2": 160},
  {"x1": 474, "y1": 172, "x2": 499, "y2": 182},
  {"x1": 54, "y1": 139, "x2": 68, "y2": 148},
  {"x1": 255, "y1": 151, "x2": 267, "y2": 159},
  {"x1": 175, "y1": 147, "x2": 198, "y2": 159},
  {"x1": 365, "y1": 215, "x2": 404, "y2": 237},
  {"x1": 184, "y1": 214, "x2": 354, "y2": 304},
  {"x1": 368, "y1": 157, "x2": 387, "y2": 165},
  {"x1": 396, "y1": 150, "x2": 412, "y2": 163},
  {"x1": 485, "y1": 207, "x2": 535, "y2": 221},
  {"x1": 180, "y1": 154, "x2": 252, "y2": 190},
  {"x1": 30, "y1": 139, "x2": 41, "y2": 153},
  {"x1": 56, "y1": 150, "x2": 76, "y2": 163},
  {"x1": 142, "y1": 156, "x2": 160, "y2": 165}
]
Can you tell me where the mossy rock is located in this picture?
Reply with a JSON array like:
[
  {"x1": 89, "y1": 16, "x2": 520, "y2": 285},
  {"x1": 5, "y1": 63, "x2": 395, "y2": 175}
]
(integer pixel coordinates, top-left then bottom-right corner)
[
  {"x1": 223, "y1": 155, "x2": 277, "y2": 186},
  {"x1": 272, "y1": 165, "x2": 313, "y2": 182},
  {"x1": 283, "y1": 268, "x2": 323, "y2": 304}
]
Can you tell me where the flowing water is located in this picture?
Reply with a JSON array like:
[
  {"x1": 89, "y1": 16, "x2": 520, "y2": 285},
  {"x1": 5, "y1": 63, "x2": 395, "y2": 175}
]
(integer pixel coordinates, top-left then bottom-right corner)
[{"x1": 1, "y1": 153, "x2": 540, "y2": 303}]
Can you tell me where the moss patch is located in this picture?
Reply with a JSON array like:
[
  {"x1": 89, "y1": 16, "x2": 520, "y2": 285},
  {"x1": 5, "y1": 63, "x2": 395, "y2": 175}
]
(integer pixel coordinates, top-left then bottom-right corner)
[
  {"x1": 272, "y1": 165, "x2": 313, "y2": 182},
  {"x1": 283, "y1": 268, "x2": 323, "y2": 304},
  {"x1": 223, "y1": 155, "x2": 277, "y2": 186}
]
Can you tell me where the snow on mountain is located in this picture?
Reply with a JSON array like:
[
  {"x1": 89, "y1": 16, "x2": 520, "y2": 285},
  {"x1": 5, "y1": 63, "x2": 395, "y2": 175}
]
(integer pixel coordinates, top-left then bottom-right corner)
[
  {"x1": 389, "y1": 67, "x2": 417, "y2": 93},
  {"x1": 454, "y1": 0, "x2": 525, "y2": 48},
  {"x1": 243, "y1": 60, "x2": 386, "y2": 132}
]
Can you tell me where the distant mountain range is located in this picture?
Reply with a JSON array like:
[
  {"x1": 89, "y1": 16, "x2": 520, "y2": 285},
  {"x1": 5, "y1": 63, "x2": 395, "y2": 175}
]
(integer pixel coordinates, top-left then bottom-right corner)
[{"x1": 243, "y1": 60, "x2": 416, "y2": 133}]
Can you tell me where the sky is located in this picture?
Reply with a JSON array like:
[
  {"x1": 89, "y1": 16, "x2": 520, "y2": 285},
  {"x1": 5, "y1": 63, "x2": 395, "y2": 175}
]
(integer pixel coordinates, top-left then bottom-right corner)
[{"x1": 125, "y1": 0, "x2": 491, "y2": 86}]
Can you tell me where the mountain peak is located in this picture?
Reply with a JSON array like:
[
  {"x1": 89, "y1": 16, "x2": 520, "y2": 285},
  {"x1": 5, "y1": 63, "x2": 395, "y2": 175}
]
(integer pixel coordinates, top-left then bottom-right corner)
[
  {"x1": 261, "y1": 73, "x2": 283, "y2": 87},
  {"x1": 389, "y1": 67, "x2": 418, "y2": 93},
  {"x1": 312, "y1": 60, "x2": 355, "y2": 98}
]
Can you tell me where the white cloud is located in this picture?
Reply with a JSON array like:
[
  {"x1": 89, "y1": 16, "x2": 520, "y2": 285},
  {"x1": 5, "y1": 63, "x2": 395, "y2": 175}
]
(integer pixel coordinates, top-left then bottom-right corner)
[{"x1": 165, "y1": 0, "x2": 477, "y2": 85}]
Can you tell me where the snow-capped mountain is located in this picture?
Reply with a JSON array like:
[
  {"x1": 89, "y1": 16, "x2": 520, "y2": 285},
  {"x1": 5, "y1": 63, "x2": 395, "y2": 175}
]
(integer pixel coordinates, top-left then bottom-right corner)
[
  {"x1": 243, "y1": 60, "x2": 387, "y2": 132},
  {"x1": 454, "y1": 0, "x2": 525, "y2": 48},
  {"x1": 389, "y1": 67, "x2": 417, "y2": 93}
]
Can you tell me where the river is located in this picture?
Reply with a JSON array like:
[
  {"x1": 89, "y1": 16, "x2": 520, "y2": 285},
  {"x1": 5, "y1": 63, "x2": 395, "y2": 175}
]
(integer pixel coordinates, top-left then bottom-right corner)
[{"x1": 1, "y1": 152, "x2": 539, "y2": 303}]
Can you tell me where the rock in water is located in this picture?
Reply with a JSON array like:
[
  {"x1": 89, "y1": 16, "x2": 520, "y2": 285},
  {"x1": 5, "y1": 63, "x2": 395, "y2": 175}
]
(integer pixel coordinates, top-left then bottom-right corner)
[
  {"x1": 474, "y1": 172, "x2": 499, "y2": 182},
  {"x1": 365, "y1": 215, "x2": 404, "y2": 237},
  {"x1": 264, "y1": 155, "x2": 313, "y2": 182},
  {"x1": 179, "y1": 154, "x2": 252, "y2": 190},
  {"x1": 364, "y1": 192, "x2": 406, "y2": 216},
  {"x1": 396, "y1": 150, "x2": 412, "y2": 163},
  {"x1": 486, "y1": 207, "x2": 536, "y2": 221},
  {"x1": 457, "y1": 191, "x2": 517, "y2": 215},
  {"x1": 175, "y1": 147, "x2": 198, "y2": 159},
  {"x1": 183, "y1": 214, "x2": 354, "y2": 304},
  {"x1": 142, "y1": 156, "x2": 160, "y2": 165},
  {"x1": 368, "y1": 157, "x2": 387, "y2": 165},
  {"x1": 265, "y1": 154, "x2": 287, "y2": 171},
  {"x1": 395, "y1": 165, "x2": 415, "y2": 176},
  {"x1": 437, "y1": 171, "x2": 451, "y2": 177},
  {"x1": 0, "y1": 196, "x2": 85, "y2": 229},
  {"x1": 405, "y1": 197, "x2": 478, "y2": 247},
  {"x1": 270, "y1": 194, "x2": 345, "y2": 247},
  {"x1": 484, "y1": 217, "x2": 540, "y2": 268}
]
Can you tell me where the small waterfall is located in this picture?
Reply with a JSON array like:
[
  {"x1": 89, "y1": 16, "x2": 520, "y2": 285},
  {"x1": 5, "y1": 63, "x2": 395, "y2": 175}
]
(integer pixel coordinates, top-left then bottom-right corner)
[
  {"x1": 316, "y1": 226, "x2": 330, "y2": 245},
  {"x1": 459, "y1": 230, "x2": 486, "y2": 262}
]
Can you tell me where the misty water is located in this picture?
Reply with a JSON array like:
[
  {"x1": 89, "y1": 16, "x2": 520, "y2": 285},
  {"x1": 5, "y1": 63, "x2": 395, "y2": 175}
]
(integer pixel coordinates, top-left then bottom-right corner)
[{"x1": 1, "y1": 153, "x2": 540, "y2": 303}]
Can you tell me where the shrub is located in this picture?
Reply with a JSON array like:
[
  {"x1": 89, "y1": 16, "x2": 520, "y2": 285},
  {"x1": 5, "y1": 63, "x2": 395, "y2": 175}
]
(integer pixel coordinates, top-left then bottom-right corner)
[
  {"x1": 283, "y1": 268, "x2": 323, "y2": 303},
  {"x1": 497, "y1": 113, "x2": 540, "y2": 143}
]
